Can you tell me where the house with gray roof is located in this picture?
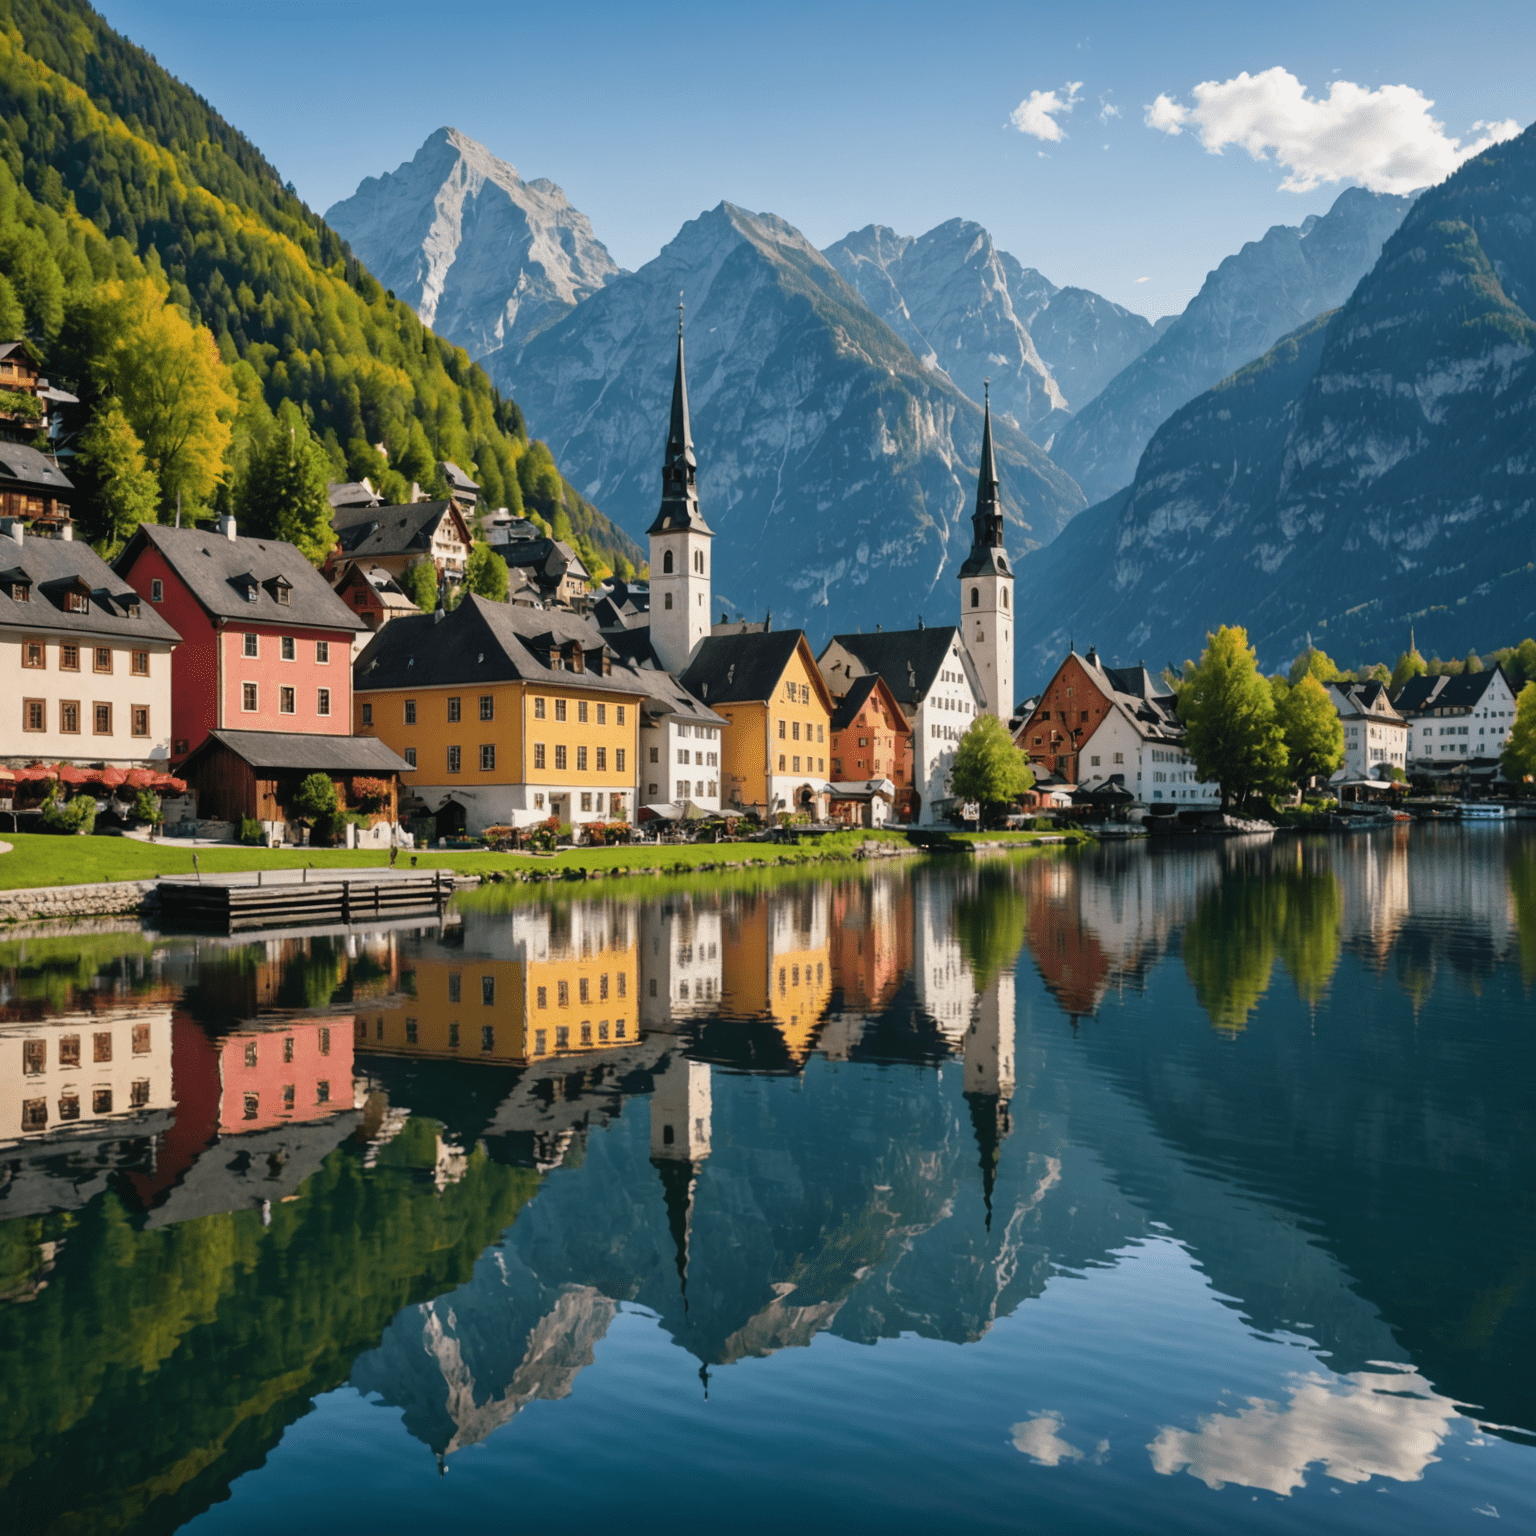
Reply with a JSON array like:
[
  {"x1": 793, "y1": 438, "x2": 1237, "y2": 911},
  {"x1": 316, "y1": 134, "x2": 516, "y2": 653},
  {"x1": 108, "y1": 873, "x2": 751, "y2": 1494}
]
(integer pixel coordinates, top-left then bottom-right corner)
[
  {"x1": 325, "y1": 499, "x2": 472, "y2": 591},
  {"x1": 1393, "y1": 666, "x2": 1520, "y2": 783}
]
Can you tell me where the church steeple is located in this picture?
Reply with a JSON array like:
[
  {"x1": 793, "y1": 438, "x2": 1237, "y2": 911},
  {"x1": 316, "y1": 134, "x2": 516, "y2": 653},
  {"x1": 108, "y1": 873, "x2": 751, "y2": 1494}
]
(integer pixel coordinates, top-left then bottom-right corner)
[
  {"x1": 959, "y1": 386, "x2": 1008, "y2": 577},
  {"x1": 648, "y1": 300, "x2": 712, "y2": 537}
]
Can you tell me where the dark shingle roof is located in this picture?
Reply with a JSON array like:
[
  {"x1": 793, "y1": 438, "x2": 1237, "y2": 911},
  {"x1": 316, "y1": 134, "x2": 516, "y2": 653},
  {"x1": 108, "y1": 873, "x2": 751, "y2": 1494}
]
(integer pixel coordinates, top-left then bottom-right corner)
[
  {"x1": 355, "y1": 595, "x2": 646, "y2": 697},
  {"x1": 829, "y1": 673, "x2": 882, "y2": 732},
  {"x1": 0, "y1": 534, "x2": 179, "y2": 642},
  {"x1": 332, "y1": 500, "x2": 463, "y2": 560},
  {"x1": 187, "y1": 729, "x2": 413, "y2": 773},
  {"x1": 120, "y1": 524, "x2": 366, "y2": 631},
  {"x1": 825, "y1": 626, "x2": 970, "y2": 709},
  {"x1": 1392, "y1": 669, "x2": 1507, "y2": 715},
  {"x1": 0, "y1": 443, "x2": 72, "y2": 493},
  {"x1": 678, "y1": 630, "x2": 808, "y2": 706}
]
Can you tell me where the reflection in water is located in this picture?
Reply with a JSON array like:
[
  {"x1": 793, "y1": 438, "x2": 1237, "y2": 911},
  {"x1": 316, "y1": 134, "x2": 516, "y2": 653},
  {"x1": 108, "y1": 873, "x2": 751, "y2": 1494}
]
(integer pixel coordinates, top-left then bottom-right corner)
[{"x1": 0, "y1": 825, "x2": 1531, "y2": 1533}]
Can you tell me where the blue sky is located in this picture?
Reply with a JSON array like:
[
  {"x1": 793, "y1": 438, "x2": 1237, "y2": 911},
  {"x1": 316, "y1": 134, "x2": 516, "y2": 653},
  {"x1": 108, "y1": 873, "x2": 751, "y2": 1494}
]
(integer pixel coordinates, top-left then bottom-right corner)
[{"x1": 99, "y1": 0, "x2": 1535, "y2": 320}]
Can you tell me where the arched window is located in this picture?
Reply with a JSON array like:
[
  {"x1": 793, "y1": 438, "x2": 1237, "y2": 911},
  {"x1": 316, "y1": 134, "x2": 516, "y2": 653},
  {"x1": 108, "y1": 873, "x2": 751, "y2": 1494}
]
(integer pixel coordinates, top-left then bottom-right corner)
[
  {"x1": 663, "y1": 550, "x2": 674, "y2": 574},
  {"x1": 694, "y1": 549, "x2": 705, "y2": 573},
  {"x1": 1002, "y1": 588, "x2": 1009, "y2": 610},
  {"x1": 970, "y1": 587, "x2": 980, "y2": 609}
]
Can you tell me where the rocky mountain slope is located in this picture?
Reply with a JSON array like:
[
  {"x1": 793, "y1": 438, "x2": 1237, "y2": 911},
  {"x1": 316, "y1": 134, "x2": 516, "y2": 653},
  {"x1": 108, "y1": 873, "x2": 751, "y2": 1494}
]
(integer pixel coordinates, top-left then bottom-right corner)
[
  {"x1": 825, "y1": 220, "x2": 1157, "y2": 439},
  {"x1": 1049, "y1": 186, "x2": 1415, "y2": 502},
  {"x1": 510, "y1": 202, "x2": 1085, "y2": 637},
  {"x1": 326, "y1": 128, "x2": 620, "y2": 367},
  {"x1": 1013, "y1": 125, "x2": 1536, "y2": 679}
]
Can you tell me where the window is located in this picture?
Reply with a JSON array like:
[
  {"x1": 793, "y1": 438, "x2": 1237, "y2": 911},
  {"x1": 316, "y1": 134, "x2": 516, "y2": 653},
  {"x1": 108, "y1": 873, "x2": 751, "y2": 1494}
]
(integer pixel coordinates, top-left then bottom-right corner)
[
  {"x1": 576, "y1": 746, "x2": 588, "y2": 771},
  {"x1": 242, "y1": 683, "x2": 258, "y2": 713},
  {"x1": 447, "y1": 745, "x2": 461, "y2": 773},
  {"x1": 243, "y1": 632, "x2": 259, "y2": 658},
  {"x1": 617, "y1": 706, "x2": 625, "y2": 725},
  {"x1": 1002, "y1": 588, "x2": 1009, "y2": 610},
  {"x1": 59, "y1": 1035, "x2": 79, "y2": 1067},
  {"x1": 282, "y1": 1083, "x2": 296, "y2": 1110},
  {"x1": 481, "y1": 1025, "x2": 495, "y2": 1053},
  {"x1": 22, "y1": 1098, "x2": 47, "y2": 1131},
  {"x1": 556, "y1": 1024, "x2": 570, "y2": 1051},
  {"x1": 22, "y1": 638, "x2": 43, "y2": 669},
  {"x1": 279, "y1": 687, "x2": 295, "y2": 715},
  {"x1": 60, "y1": 643, "x2": 78, "y2": 671},
  {"x1": 93, "y1": 702, "x2": 112, "y2": 735},
  {"x1": 482, "y1": 975, "x2": 496, "y2": 1005},
  {"x1": 446, "y1": 696, "x2": 462, "y2": 724},
  {"x1": 595, "y1": 703, "x2": 607, "y2": 727},
  {"x1": 277, "y1": 585, "x2": 291, "y2": 606},
  {"x1": 362, "y1": 702, "x2": 373, "y2": 726},
  {"x1": 554, "y1": 744, "x2": 567, "y2": 770},
  {"x1": 94, "y1": 646, "x2": 112, "y2": 674},
  {"x1": 281, "y1": 636, "x2": 296, "y2": 661},
  {"x1": 581, "y1": 791, "x2": 593, "y2": 811},
  {"x1": 555, "y1": 698, "x2": 567, "y2": 722},
  {"x1": 316, "y1": 1080, "x2": 330, "y2": 1103},
  {"x1": 448, "y1": 1022, "x2": 460, "y2": 1049},
  {"x1": 405, "y1": 699, "x2": 417, "y2": 724},
  {"x1": 581, "y1": 1022, "x2": 593, "y2": 1045},
  {"x1": 663, "y1": 549, "x2": 674, "y2": 573},
  {"x1": 792, "y1": 756, "x2": 800, "y2": 772},
  {"x1": 677, "y1": 778, "x2": 689, "y2": 798},
  {"x1": 596, "y1": 747, "x2": 607, "y2": 771},
  {"x1": 616, "y1": 748, "x2": 626, "y2": 772},
  {"x1": 22, "y1": 698, "x2": 43, "y2": 732},
  {"x1": 404, "y1": 747, "x2": 417, "y2": 767},
  {"x1": 695, "y1": 549, "x2": 705, "y2": 573},
  {"x1": 971, "y1": 588, "x2": 980, "y2": 608},
  {"x1": 536, "y1": 985, "x2": 547, "y2": 1009},
  {"x1": 664, "y1": 593, "x2": 673, "y2": 610},
  {"x1": 58, "y1": 1093, "x2": 79, "y2": 1122},
  {"x1": 317, "y1": 688, "x2": 331, "y2": 716},
  {"x1": 650, "y1": 746, "x2": 659, "y2": 763},
  {"x1": 479, "y1": 694, "x2": 494, "y2": 721},
  {"x1": 558, "y1": 980, "x2": 570, "y2": 1007},
  {"x1": 778, "y1": 719, "x2": 786, "y2": 739},
  {"x1": 534, "y1": 742, "x2": 546, "y2": 769},
  {"x1": 131, "y1": 650, "x2": 149, "y2": 677},
  {"x1": 405, "y1": 1019, "x2": 418, "y2": 1044},
  {"x1": 151, "y1": 578, "x2": 164, "y2": 601},
  {"x1": 778, "y1": 755, "x2": 786, "y2": 772},
  {"x1": 534, "y1": 696, "x2": 546, "y2": 719},
  {"x1": 67, "y1": 590, "x2": 88, "y2": 613},
  {"x1": 535, "y1": 1029, "x2": 547, "y2": 1055},
  {"x1": 132, "y1": 705, "x2": 149, "y2": 738},
  {"x1": 23, "y1": 1039, "x2": 45, "y2": 1075},
  {"x1": 579, "y1": 977, "x2": 590, "y2": 1005},
  {"x1": 480, "y1": 744, "x2": 496, "y2": 771},
  {"x1": 578, "y1": 700, "x2": 589, "y2": 723}
]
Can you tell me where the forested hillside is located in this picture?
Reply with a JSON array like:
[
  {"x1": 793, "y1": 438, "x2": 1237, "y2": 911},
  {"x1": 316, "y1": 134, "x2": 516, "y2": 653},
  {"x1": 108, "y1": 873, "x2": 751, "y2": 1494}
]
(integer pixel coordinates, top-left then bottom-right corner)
[{"x1": 0, "y1": 0, "x2": 639, "y2": 573}]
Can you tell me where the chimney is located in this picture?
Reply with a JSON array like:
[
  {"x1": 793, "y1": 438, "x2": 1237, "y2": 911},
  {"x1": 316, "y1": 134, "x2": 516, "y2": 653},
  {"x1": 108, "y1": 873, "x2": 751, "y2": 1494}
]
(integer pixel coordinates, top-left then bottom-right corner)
[
  {"x1": 0, "y1": 518, "x2": 22, "y2": 546},
  {"x1": 217, "y1": 513, "x2": 238, "y2": 541},
  {"x1": 60, "y1": 522, "x2": 73, "y2": 542}
]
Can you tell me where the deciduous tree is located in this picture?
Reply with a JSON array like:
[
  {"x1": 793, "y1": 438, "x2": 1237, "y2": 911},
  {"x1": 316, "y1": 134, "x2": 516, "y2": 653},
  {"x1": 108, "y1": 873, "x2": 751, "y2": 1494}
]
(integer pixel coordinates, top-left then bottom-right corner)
[
  {"x1": 1179, "y1": 625, "x2": 1287, "y2": 811},
  {"x1": 463, "y1": 541, "x2": 508, "y2": 602},
  {"x1": 233, "y1": 411, "x2": 335, "y2": 562},
  {"x1": 76, "y1": 402, "x2": 159, "y2": 556},
  {"x1": 1503, "y1": 682, "x2": 1536, "y2": 782},
  {"x1": 1390, "y1": 648, "x2": 1428, "y2": 693},
  {"x1": 1274, "y1": 673, "x2": 1345, "y2": 790},
  {"x1": 950, "y1": 716, "x2": 1034, "y2": 823},
  {"x1": 402, "y1": 558, "x2": 440, "y2": 612}
]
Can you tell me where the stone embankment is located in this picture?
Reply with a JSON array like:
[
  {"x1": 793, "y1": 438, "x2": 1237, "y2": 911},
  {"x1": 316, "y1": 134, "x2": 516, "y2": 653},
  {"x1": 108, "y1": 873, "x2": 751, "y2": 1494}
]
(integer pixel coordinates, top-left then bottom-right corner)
[{"x1": 0, "y1": 880, "x2": 161, "y2": 925}]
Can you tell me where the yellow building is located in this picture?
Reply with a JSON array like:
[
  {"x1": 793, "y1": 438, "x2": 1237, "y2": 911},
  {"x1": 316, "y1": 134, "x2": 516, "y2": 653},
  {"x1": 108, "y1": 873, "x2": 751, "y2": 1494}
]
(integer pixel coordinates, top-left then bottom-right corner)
[
  {"x1": 354, "y1": 595, "x2": 647, "y2": 833},
  {"x1": 720, "y1": 886, "x2": 834, "y2": 1062},
  {"x1": 678, "y1": 629, "x2": 835, "y2": 818},
  {"x1": 355, "y1": 905, "x2": 640, "y2": 1065}
]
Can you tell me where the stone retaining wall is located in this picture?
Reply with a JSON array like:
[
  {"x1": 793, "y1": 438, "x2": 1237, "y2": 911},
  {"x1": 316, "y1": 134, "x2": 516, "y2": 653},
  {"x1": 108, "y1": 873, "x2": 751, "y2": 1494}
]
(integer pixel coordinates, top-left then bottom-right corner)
[{"x1": 0, "y1": 880, "x2": 158, "y2": 924}]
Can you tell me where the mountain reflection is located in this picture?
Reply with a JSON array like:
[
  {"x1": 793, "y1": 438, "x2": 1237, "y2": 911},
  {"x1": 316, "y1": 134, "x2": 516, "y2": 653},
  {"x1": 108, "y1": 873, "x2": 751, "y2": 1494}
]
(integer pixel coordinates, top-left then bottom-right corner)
[{"x1": 0, "y1": 826, "x2": 1531, "y2": 1531}]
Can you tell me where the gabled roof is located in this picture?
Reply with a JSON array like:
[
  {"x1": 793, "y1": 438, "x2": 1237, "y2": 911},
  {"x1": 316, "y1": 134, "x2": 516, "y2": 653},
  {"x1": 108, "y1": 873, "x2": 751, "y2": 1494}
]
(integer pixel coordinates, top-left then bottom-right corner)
[
  {"x1": 331, "y1": 500, "x2": 467, "y2": 560},
  {"x1": 1392, "y1": 668, "x2": 1511, "y2": 715},
  {"x1": 1328, "y1": 679, "x2": 1403, "y2": 720},
  {"x1": 0, "y1": 443, "x2": 72, "y2": 492},
  {"x1": 823, "y1": 626, "x2": 977, "y2": 711},
  {"x1": 678, "y1": 629, "x2": 828, "y2": 709},
  {"x1": 439, "y1": 460, "x2": 479, "y2": 493},
  {"x1": 0, "y1": 534, "x2": 180, "y2": 642},
  {"x1": 118, "y1": 524, "x2": 366, "y2": 632},
  {"x1": 184, "y1": 729, "x2": 413, "y2": 774},
  {"x1": 327, "y1": 478, "x2": 379, "y2": 509},
  {"x1": 354, "y1": 595, "x2": 645, "y2": 697}
]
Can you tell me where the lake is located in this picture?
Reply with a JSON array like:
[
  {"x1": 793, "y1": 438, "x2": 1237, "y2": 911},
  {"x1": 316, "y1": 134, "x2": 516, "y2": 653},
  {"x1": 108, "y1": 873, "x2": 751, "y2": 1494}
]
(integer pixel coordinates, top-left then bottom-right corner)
[{"x1": 1, "y1": 824, "x2": 1533, "y2": 1534}]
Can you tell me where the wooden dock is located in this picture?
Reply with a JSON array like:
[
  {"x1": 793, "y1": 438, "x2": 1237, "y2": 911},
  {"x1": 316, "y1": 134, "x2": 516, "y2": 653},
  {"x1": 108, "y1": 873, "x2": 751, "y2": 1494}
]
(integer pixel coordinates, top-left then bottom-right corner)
[{"x1": 155, "y1": 868, "x2": 456, "y2": 932}]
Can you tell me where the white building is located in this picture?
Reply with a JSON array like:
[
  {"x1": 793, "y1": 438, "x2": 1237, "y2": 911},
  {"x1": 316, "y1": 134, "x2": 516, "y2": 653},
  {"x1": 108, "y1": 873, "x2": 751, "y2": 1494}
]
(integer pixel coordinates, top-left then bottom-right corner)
[
  {"x1": 1326, "y1": 679, "x2": 1408, "y2": 779},
  {"x1": 631, "y1": 664, "x2": 725, "y2": 813},
  {"x1": 0, "y1": 521, "x2": 179, "y2": 766},
  {"x1": 1393, "y1": 667, "x2": 1520, "y2": 769},
  {"x1": 819, "y1": 627, "x2": 984, "y2": 825},
  {"x1": 640, "y1": 899, "x2": 725, "y2": 1026}
]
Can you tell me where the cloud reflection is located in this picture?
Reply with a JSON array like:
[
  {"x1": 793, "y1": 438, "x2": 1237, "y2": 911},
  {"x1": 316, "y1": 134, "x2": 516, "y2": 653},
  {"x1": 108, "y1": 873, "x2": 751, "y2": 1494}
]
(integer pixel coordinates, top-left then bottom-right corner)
[
  {"x1": 1149, "y1": 1365, "x2": 1458, "y2": 1494},
  {"x1": 1011, "y1": 1412, "x2": 1084, "y2": 1466}
]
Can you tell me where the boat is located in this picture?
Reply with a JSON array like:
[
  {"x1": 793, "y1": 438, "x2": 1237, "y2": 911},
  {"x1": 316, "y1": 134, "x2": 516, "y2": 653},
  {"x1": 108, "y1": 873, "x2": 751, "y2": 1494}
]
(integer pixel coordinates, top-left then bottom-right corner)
[{"x1": 1457, "y1": 802, "x2": 1507, "y2": 820}]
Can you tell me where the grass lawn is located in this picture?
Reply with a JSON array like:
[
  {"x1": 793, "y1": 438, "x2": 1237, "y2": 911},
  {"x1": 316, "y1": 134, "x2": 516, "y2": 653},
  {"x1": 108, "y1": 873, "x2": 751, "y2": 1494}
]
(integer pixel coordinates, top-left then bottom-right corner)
[{"x1": 0, "y1": 829, "x2": 918, "y2": 891}]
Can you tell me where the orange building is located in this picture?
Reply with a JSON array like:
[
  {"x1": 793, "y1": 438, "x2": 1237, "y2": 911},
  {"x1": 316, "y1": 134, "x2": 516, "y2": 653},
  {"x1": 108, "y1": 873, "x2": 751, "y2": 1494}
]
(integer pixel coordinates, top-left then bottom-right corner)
[{"x1": 827, "y1": 672, "x2": 913, "y2": 822}]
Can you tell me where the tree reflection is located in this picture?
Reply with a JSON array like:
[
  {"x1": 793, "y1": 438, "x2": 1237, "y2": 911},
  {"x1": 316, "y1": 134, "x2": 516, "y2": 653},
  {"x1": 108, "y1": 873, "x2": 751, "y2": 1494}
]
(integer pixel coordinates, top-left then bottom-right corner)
[
  {"x1": 1508, "y1": 844, "x2": 1536, "y2": 982},
  {"x1": 955, "y1": 866, "x2": 1030, "y2": 986}
]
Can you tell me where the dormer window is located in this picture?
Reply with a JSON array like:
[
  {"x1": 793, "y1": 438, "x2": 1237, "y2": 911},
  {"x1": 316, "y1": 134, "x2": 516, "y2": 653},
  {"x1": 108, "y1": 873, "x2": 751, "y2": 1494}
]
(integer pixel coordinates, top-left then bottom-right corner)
[
  {"x1": 277, "y1": 584, "x2": 290, "y2": 606},
  {"x1": 67, "y1": 590, "x2": 88, "y2": 613},
  {"x1": 11, "y1": 583, "x2": 26, "y2": 601}
]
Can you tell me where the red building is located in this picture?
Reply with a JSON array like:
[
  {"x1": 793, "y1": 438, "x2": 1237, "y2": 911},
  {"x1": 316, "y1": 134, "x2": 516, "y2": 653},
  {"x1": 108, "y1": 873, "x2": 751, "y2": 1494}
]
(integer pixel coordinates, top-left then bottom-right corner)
[
  {"x1": 117, "y1": 518, "x2": 367, "y2": 760},
  {"x1": 1014, "y1": 649, "x2": 1116, "y2": 784}
]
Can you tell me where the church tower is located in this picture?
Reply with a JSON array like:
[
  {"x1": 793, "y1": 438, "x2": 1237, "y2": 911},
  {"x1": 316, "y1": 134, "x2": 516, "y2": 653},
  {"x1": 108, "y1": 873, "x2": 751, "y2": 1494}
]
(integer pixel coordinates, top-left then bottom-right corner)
[
  {"x1": 648, "y1": 307, "x2": 714, "y2": 674},
  {"x1": 650, "y1": 1056, "x2": 713, "y2": 1307},
  {"x1": 957, "y1": 389, "x2": 1015, "y2": 720}
]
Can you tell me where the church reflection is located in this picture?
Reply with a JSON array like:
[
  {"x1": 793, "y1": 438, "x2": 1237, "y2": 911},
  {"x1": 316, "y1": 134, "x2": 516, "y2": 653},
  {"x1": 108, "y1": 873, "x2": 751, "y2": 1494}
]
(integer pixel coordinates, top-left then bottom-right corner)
[{"x1": 0, "y1": 827, "x2": 1532, "y2": 1521}]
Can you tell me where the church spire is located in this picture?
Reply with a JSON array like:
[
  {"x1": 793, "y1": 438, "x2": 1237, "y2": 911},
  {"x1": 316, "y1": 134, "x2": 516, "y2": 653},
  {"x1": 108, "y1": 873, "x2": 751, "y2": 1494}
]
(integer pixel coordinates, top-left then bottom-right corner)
[
  {"x1": 648, "y1": 296, "x2": 712, "y2": 536},
  {"x1": 959, "y1": 384, "x2": 1009, "y2": 577}
]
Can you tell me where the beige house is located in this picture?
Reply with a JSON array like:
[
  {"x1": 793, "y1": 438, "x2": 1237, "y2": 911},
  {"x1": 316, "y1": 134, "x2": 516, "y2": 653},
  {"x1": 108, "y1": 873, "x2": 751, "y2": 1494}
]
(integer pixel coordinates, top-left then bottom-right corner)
[{"x1": 0, "y1": 521, "x2": 180, "y2": 766}]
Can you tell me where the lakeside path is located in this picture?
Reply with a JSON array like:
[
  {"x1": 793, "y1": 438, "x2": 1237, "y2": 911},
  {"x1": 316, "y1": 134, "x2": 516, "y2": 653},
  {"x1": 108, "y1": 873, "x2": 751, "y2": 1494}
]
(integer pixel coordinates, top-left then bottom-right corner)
[{"x1": 0, "y1": 830, "x2": 1089, "y2": 917}]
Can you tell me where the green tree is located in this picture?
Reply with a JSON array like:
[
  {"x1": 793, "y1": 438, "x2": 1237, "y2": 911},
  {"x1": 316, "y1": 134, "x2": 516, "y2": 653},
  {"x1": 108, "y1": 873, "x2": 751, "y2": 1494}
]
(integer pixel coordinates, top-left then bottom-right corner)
[
  {"x1": 463, "y1": 541, "x2": 508, "y2": 602},
  {"x1": 75, "y1": 401, "x2": 159, "y2": 556},
  {"x1": 0, "y1": 273, "x2": 24, "y2": 339},
  {"x1": 1275, "y1": 673, "x2": 1345, "y2": 790},
  {"x1": 1502, "y1": 682, "x2": 1536, "y2": 782},
  {"x1": 1390, "y1": 647, "x2": 1428, "y2": 693},
  {"x1": 293, "y1": 773, "x2": 338, "y2": 822},
  {"x1": 954, "y1": 866, "x2": 1030, "y2": 985},
  {"x1": 950, "y1": 715, "x2": 1035, "y2": 823},
  {"x1": 1179, "y1": 625, "x2": 1287, "y2": 811},
  {"x1": 1464, "y1": 649, "x2": 1484, "y2": 674},
  {"x1": 1288, "y1": 645, "x2": 1340, "y2": 686},
  {"x1": 402, "y1": 559, "x2": 440, "y2": 611},
  {"x1": 234, "y1": 416, "x2": 336, "y2": 562}
]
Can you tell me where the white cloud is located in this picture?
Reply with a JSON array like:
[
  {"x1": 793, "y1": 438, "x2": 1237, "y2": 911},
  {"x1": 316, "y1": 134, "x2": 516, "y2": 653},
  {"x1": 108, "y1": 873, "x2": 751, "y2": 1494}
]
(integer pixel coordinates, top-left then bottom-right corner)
[
  {"x1": 1099, "y1": 99, "x2": 1121, "y2": 123},
  {"x1": 1011, "y1": 1412, "x2": 1084, "y2": 1466},
  {"x1": 1148, "y1": 1366, "x2": 1459, "y2": 1495},
  {"x1": 1134, "y1": 276, "x2": 1150, "y2": 283},
  {"x1": 1144, "y1": 67, "x2": 1520, "y2": 194},
  {"x1": 1010, "y1": 82, "x2": 1083, "y2": 143}
]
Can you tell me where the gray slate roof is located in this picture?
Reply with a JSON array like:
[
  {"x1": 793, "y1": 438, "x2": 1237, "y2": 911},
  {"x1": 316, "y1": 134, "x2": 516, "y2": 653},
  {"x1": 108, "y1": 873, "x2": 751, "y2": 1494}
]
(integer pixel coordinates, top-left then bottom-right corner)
[
  {"x1": 825, "y1": 626, "x2": 973, "y2": 710},
  {"x1": 0, "y1": 442, "x2": 72, "y2": 493},
  {"x1": 355, "y1": 595, "x2": 645, "y2": 697},
  {"x1": 188, "y1": 729, "x2": 413, "y2": 773},
  {"x1": 332, "y1": 500, "x2": 463, "y2": 560},
  {"x1": 119, "y1": 524, "x2": 366, "y2": 632},
  {"x1": 678, "y1": 629, "x2": 811, "y2": 706},
  {"x1": 0, "y1": 534, "x2": 180, "y2": 643},
  {"x1": 829, "y1": 673, "x2": 883, "y2": 733},
  {"x1": 1392, "y1": 668, "x2": 1510, "y2": 715}
]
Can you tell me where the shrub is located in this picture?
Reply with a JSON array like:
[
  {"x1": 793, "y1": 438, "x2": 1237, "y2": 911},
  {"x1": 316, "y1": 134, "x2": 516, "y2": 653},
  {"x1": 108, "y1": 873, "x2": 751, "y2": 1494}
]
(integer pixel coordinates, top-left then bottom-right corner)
[
  {"x1": 133, "y1": 787, "x2": 163, "y2": 825},
  {"x1": 240, "y1": 816, "x2": 264, "y2": 845},
  {"x1": 42, "y1": 792, "x2": 97, "y2": 835},
  {"x1": 350, "y1": 775, "x2": 391, "y2": 813},
  {"x1": 294, "y1": 772, "x2": 339, "y2": 821}
]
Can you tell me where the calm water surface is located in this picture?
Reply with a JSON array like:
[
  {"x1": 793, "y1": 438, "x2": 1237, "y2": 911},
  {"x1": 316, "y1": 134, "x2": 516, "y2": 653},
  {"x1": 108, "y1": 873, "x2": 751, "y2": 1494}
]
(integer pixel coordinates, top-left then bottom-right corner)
[{"x1": 2, "y1": 825, "x2": 1534, "y2": 1533}]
